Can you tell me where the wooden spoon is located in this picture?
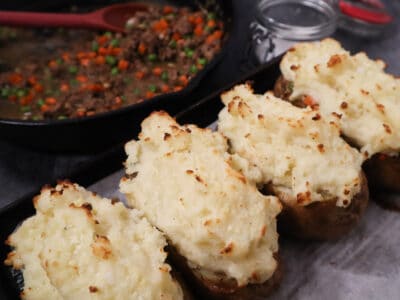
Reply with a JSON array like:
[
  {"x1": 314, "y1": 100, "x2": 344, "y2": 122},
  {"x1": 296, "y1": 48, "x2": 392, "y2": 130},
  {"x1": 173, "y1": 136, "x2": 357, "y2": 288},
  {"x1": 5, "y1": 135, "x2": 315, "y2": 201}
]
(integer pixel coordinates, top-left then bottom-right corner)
[{"x1": 0, "y1": 3, "x2": 148, "y2": 33}]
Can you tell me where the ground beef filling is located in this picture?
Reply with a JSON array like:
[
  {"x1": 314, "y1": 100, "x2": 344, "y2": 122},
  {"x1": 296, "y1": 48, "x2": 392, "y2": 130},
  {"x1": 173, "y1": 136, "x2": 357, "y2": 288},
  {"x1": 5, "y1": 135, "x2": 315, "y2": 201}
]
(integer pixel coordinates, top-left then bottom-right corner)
[{"x1": 0, "y1": 5, "x2": 224, "y2": 120}]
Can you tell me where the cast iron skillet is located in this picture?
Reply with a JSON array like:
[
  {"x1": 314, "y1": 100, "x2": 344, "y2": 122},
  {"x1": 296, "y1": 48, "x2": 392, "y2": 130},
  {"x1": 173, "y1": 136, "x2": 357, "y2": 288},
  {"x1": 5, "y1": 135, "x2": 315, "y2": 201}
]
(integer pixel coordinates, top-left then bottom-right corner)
[
  {"x1": 0, "y1": 0, "x2": 234, "y2": 152},
  {"x1": 0, "y1": 55, "x2": 281, "y2": 300}
]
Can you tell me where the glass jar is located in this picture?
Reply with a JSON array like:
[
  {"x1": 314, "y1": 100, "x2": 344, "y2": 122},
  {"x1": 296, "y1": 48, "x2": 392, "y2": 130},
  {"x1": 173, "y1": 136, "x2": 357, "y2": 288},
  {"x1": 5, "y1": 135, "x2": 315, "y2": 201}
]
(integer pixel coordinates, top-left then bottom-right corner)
[{"x1": 250, "y1": 0, "x2": 338, "y2": 63}]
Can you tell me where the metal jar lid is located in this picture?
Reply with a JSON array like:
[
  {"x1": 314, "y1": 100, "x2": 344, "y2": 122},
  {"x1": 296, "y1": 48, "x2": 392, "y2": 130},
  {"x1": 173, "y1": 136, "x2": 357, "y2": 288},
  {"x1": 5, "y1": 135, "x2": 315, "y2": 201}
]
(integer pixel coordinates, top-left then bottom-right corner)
[
  {"x1": 249, "y1": 0, "x2": 338, "y2": 64},
  {"x1": 256, "y1": 0, "x2": 338, "y2": 41}
]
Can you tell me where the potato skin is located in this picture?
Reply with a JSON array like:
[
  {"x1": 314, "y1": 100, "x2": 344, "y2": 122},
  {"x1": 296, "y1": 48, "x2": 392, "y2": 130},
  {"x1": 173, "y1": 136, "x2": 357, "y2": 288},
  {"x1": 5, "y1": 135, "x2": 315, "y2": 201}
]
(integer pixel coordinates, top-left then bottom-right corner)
[
  {"x1": 274, "y1": 173, "x2": 369, "y2": 241},
  {"x1": 363, "y1": 154, "x2": 400, "y2": 193},
  {"x1": 167, "y1": 246, "x2": 282, "y2": 300}
]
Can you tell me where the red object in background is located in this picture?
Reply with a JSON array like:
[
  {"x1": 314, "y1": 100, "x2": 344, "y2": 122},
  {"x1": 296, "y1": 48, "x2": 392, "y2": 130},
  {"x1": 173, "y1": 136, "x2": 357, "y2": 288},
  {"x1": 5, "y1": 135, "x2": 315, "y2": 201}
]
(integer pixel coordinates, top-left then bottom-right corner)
[{"x1": 339, "y1": 0, "x2": 393, "y2": 24}]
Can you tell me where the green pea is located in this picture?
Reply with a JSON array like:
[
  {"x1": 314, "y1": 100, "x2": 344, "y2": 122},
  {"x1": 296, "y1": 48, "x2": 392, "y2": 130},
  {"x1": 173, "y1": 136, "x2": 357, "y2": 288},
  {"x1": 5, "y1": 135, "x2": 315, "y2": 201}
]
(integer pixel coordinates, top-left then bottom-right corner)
[
  {"x1": 91, "y1": 41, "x2": 99, "y2": 52},
  {"x1": 207, "y1": 13, "x2": 216, "y2": 20},
  {"x1": 1, "y1": 87, "x2": 9, "y2": 97},
  {"x1": 69, "y1": 79, "x2": 79, "y2": 86},
  {"x1": 134, "y1": 88, "x2": 141, "y2": 95},
  {"x1": 148, "y1": 84, "x2": 157, "y2": 93},
  {"x1": 20, "y1": 106, "x2": 31, "y2": 113},
  {"x1": 110, "y1": 39, "x2": 119, "y2": 47},
  {"x1": 57, "y1": 115, "x2": 67, "y2": 120},
  {"x1": 37, "y1": 99, "x2": 45, "y2": 107},
  {"x1": 169, "y1": 40, "x2": 177, "y2": 48},
  {"x1": 161, "y1": 71, "x2": 169, "y2": 82},
  {"x1": 111, "y1": 67, "x2": 119, "y2": 75},
  {"x1": 105, "y1": 55, "x2": 117, "y2": 65},
  {"x1": 123, "y1": 77, "x2": 132, "y2": 84},
  {"x1": 104, "y1": 31, "x2": 112, "y2": 38},
  {"x1": 68, "y1": 65, "x2": 78, "y2": 74},
  {"x1": 147, "y1": 53, "x2": 157, "y2": 62},
  {"x1": 185, "y1": 48, "x2": 194, "y2": 58},
  {"x1": 121, "y1": 95, "x2": 127, "y2": 102},
  {"x1": 56, "y1": 58, "x2": 63, "y2": 65},
  {"x1": 198, "y1": 58, "x2": 207, "y2": 65},
  {"x1": 16, "y1": 89, "x2": 26, "y2": 98},
  {"x1": 190, "y1": 65, "x2": 198, "y2": 74}
]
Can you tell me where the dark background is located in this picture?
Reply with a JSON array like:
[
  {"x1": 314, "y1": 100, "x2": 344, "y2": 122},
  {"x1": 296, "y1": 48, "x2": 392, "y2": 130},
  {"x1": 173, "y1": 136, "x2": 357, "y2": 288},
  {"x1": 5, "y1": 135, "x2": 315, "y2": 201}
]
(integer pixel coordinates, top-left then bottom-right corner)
[{"x1": 0, "y1": 0, "x2": 398, "y2": 210}]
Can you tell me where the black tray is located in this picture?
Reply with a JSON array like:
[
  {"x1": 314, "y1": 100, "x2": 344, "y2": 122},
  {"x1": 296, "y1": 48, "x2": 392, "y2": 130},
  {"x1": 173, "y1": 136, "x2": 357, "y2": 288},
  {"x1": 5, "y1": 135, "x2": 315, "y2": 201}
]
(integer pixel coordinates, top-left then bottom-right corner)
[
  {"x1": 0, "y1": 56, "x2": 281, "y2": 300},
  {"x1": 0, "y1": 0, "x2": 234, "y2": 152}
]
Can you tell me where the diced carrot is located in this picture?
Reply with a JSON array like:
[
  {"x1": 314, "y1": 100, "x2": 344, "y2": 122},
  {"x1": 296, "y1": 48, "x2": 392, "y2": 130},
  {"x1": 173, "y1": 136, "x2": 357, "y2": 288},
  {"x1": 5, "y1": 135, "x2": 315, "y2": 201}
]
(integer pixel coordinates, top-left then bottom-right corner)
[
  {"x1": 48, "y1": 60, "x2": 58, "y2": 69},
  {"x1": 111, "y1": 47, "x2": 122, "y2": 55},
  {"x1": 76, "y1": 109, "x2": 86, "y2": 117},
  {"x1": 40, "y1": 104, "x2": 50, "y2": 112},
  {"x1": 97, "y1": 35, "x2": 109, "y2": 45},
  {"x1": 8, "y1": 73, "x2": 23, "y2": 85},
  {"x1": 138, "y1": 42, "x2": 147, "y2": 55},
  {"x1": 161, "y1": 84, "x2": 170, "y2": 93},
  {"x1": 62, "y1": 52, "x2": 70, "y2": 62},
  {"x1": 213, "y1": 30, "x2": 223, "y2": 39},
  {"x1": 145, "y1": 91, "x2": 155, "y2": 98},
  {"x1": 87, "y1": 83, "x2": 105, "y2": 92},
  {"x1": 99, "y1": 47, "x2": 109, "y2": 56},
  {"x1": 152, "y1": 67, "x2": 162, "y2": 76},
  {"x1": 118, "y1": 60, "x2": 129, "y2": 71},
  {"x1": 27, "y1": 76, "x2": 37, "y2": 85},
  {"x1": 20, "y1": 94, "x2": 34, "y2": 105},
  {"x1": 33, "y1": 83, "x2": 44, "y2": 93},
  {"x1": 135, "y1": 71, "x2": 145, "y2": 80},
  {"x1": 206, "y1": 30, "x2": 223, "y2": 45},
  {"x1": 60, "y1": 83, "x2": 69, "y2": 92},
  {"x1": 114, "y1": 96, "x2": 122, "y2": 105},
  {"x1": 163, "y1": 5, "x2": 173, "y2": 14},
  {"x1": 77, "y1": 52, "x2": 87, "y2": 59},
  {"x1": 194, "y1": 16, "x2": 204, "y2": 25},
  {"x1": 188, "y1": 15, "x2": 196, "y2": 24},
  {"x1": 153, "y1": 19, "x2": 169, "y2": 32},
  {"x1": 80, "y1": 58, "x2": 90, "y2": 67},
  {"x1": 179, "y1": 75, "x2": 188, "y2": 86},
  {"x1": 94, "y1": 55, "x2": 105, "y2": 65},
  {"x1": 172, "y1": 32, "x2": 181, "y2": 41},
  {"x1": 45, "y1": 97, "x2": 57, "y2": 105},
  {"x1": 76, "y1": 75, "x2": 88, "y2": 83},
  {"x1": 88, "y1": 51, "x2": 97, "y2": 58},
  {"x1": 194, "y1": 25, "x2": 203, "y2": 36},
  {"x1": 303, "y1": 95, "x2": 315, "y2": 106},
  {"x1": 174, "y1": 86, "x2": 183, "y2": 92},
  {"x1": 207, "y1": 20, "x2": 216, "y2": 28}
]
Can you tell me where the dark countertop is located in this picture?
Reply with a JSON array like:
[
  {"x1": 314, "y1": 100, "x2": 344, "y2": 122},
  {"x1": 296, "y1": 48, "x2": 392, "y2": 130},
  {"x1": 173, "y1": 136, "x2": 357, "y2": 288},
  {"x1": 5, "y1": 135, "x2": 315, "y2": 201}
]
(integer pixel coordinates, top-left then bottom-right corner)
[{"x1": 0, "y1": 0, "x2": 399, "y2": 210}]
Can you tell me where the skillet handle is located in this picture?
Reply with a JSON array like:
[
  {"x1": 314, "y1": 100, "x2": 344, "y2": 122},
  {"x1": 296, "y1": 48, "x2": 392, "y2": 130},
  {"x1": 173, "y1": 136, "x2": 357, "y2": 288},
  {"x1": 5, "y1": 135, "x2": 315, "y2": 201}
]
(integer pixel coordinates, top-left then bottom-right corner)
[{"x1": 0, "y1": 11, "x2": 98, "y2": 29}]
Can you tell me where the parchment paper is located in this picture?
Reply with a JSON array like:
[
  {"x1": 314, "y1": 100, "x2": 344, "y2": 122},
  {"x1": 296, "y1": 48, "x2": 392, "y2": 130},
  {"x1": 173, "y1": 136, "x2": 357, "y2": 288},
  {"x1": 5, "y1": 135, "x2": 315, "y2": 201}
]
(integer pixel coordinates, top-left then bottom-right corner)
[{"x1": 89, "y1": 170, "x2": 400, "y2": 300}]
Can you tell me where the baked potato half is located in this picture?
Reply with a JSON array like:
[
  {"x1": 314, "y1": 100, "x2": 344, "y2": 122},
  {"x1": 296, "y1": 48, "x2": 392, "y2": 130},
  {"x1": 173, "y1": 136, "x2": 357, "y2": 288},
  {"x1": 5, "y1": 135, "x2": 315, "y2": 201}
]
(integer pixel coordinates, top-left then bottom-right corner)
[
  {"x1": 120, "y1": 111, "x2": 283, "y2": 299},
  {"x1": 218, "y1": 84, "x2": 368, "y2": 241},
  {"x1": 274, "y1": 76, "x2": 400, "y2": 193},
  {"x1": 275, "y1": 38, "x2": 400, "y2": 193}
]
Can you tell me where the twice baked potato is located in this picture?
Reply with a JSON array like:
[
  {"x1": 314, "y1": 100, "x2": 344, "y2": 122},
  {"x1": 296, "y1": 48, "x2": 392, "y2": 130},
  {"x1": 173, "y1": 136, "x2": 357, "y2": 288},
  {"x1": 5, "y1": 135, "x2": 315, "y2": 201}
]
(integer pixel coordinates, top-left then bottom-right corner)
[
  {"x1": 5, "y1": 182, "x2": 186, "y2": 300},
  {"x1": 275, "y1": 38, "x2": 400, "y2": 193},
  {"x1": 120, "y1": 111, "x2": 283, "y2": 299},
  {"x1": 218, "y1": 84, "x2": 368, "y2": 240}
]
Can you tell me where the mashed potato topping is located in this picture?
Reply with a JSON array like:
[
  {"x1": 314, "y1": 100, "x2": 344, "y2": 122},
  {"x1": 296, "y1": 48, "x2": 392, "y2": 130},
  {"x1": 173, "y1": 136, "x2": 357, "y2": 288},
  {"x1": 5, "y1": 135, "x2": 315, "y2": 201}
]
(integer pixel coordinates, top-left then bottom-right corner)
[
  {"x1": 218, "y1": 84, "x2": 363, "y2": 207},
  {"x1": 280, "y1": 38, "x2": 400, "y2": 157},
  {"x1": 5, "y1": 182, "x2": 183, "y2": 300},
  {"x1": 120, "y1": 111, "x2": 281, "y2": 287}
]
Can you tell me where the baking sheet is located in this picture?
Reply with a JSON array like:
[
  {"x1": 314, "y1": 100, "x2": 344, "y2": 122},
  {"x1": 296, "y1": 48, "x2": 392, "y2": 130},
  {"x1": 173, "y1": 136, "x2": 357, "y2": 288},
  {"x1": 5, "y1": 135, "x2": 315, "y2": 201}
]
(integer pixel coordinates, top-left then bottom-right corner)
[{"x1": 89, "y1": 170, "x2": 400, "y2": 300}]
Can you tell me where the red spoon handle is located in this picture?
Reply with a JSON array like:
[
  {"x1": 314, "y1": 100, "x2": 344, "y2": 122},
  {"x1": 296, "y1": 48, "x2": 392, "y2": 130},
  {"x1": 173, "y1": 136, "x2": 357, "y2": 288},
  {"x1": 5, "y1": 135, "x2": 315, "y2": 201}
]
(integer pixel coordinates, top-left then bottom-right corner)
[{"x1": 0, "y1": 11, "x2": 99, "y2": 29}]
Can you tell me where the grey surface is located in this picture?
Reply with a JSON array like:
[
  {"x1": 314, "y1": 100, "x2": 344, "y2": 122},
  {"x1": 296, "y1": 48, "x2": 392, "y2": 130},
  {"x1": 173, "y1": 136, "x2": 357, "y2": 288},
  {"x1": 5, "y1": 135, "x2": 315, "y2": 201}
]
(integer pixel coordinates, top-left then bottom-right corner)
[{"x1": 89, "y1": 170, "x2": 400, "y2": 300}]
